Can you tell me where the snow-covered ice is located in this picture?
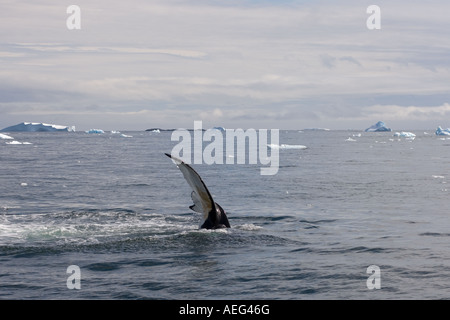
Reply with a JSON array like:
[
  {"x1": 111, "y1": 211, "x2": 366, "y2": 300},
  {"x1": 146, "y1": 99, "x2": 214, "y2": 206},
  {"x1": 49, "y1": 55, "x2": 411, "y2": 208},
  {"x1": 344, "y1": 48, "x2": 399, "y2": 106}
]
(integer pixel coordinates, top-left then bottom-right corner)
[
  {"x1": 268, "y1": 144, "x2": 307, "y2": 150},
  {"x1": 394, "y1": 132, "x2": 416, "y2": 138},
  {"x1": 86, "y1": 129, "x2": 105, "y2": 134},
  {"x1": 0, "y1": 122, "x2": 75, "y2": 132},
  {"x1": 435, "y1": 126, "x2": 450, "y2": 136},
  {"x1": 0, "y1": 133, "x2": 14, "y2": 139},
  {"x1": 365, "y1": 121, "x2": 392, "y2": 132}
]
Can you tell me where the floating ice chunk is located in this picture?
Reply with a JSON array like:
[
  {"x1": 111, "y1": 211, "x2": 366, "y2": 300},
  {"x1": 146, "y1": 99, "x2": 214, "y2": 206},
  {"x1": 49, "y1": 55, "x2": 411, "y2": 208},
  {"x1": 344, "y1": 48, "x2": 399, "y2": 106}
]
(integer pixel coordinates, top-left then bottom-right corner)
[
  {"x1": 120, "y1": 133, "x2": 133, "y2": 138},
  {"x1": 86, "y1": 129, "x2": 104, "y2": 134},
  {"x1": 0, "y1": 133, "x2": 13, "y2": 139},
  {"x1": 365, "y1": 121, "x2": 392, "y2": 132},
  {"x1": 146, "y1": 128, "x2": 163, "y2": 132},
  {"x1": 303, "y1": 128, "x2": 330, "y2": 131},
  {"x1": 394, "y1": 132, "x2": 416, "y2": 138},
  {"x1": 1, "y1": 122, "x2": 75, "y2": 132},
  {"x1": 435, "y1": 126, "x2": 450, "y2": 136},
  {"x1": 268, "y1": 144, "x2": 307, "y2": 149},
  {"x1": 6, "y1": 140, "x2": 32, "y2": 145},
  {"x1": 346, "y1": 137, "x2": 357, "y2": 142},
  {"x1": 432, "y1": 175, "x2": 445, "y2": 179}
]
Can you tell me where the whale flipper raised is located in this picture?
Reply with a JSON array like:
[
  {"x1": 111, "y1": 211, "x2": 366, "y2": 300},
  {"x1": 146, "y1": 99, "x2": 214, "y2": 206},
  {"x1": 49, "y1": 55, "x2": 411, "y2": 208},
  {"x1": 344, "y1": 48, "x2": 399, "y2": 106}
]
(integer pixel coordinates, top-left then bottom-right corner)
[{"x1": 165, "y1": 153, "x2": 230, "y2": 229}]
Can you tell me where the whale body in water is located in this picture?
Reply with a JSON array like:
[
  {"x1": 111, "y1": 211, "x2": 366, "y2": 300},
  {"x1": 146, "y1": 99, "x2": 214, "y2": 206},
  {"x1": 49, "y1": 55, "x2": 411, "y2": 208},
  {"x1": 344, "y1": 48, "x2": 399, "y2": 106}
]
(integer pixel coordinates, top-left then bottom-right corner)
[{"x1": 165, "y1": 153, "x2": 230, "y2": 229}]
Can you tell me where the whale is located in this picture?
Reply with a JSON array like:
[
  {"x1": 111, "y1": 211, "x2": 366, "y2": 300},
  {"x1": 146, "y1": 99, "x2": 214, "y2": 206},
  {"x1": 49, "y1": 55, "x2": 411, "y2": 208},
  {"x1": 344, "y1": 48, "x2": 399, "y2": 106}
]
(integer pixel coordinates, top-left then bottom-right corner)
[{"x1": 165, "y1": 153, "x2": 230, "y2": 229}]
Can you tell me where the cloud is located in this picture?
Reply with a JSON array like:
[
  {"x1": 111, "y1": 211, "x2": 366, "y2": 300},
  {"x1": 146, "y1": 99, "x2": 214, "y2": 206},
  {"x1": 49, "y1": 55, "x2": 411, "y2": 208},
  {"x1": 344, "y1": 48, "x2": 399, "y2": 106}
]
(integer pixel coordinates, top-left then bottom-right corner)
[
  {"x1": 2, "y1": 1, "x2": 450, "y2": 130},
  {"x1": 363, "y1": 103, "x2": 450, "y2": 121},
  {"x1": 14, "y1": 43, "x2": 207, "y2": 59}
]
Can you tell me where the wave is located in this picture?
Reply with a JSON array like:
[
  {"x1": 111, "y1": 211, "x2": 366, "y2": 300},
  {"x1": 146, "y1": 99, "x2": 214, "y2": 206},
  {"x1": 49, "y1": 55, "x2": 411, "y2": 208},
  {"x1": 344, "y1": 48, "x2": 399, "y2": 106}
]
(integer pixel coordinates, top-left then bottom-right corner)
[
  {"x1": 0, "y1": 209, "x2": 289, "y2": 255},
  {"x1": 0, "y1": 209, "x2": 190, "y2": 246}
]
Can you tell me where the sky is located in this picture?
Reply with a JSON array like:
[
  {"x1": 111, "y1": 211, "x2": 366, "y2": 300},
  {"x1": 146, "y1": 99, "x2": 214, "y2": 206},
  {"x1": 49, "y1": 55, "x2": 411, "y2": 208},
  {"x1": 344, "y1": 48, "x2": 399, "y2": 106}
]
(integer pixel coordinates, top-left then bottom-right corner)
[{"x1": 1, "y1": 0, "x2": 450, "y2": 131}]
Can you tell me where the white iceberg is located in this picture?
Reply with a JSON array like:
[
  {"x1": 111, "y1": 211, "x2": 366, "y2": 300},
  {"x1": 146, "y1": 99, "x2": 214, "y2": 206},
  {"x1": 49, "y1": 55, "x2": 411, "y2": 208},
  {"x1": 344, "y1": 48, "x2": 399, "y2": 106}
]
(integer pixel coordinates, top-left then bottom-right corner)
[
  {"x1": 0, "y1": 133, "x2": 14, "y2": 139},
  {"x1": 0, "y1": 122, "x2": 75, "y2": 132},
  {"x1": 365, "y1": 121, "x2": 392, "y2": 132},
  {"x1": 85, "y1": 129, "x2": 105, "y2": 134},
  {"x1": 303, "y1": 128, "x2": 330, "y2": 131},
  {"x1": 435, "y1": 126, "x2": 450, "y2": 136},
  {"x1": 268, "y1": 144, "x2": 307, "y2": 150},
  {"x1": 394, "y1": 131, "x2": 416, "y2": 138},
  {"x1": 6, "y1": 140, "x2": 32, "y2": 145}
]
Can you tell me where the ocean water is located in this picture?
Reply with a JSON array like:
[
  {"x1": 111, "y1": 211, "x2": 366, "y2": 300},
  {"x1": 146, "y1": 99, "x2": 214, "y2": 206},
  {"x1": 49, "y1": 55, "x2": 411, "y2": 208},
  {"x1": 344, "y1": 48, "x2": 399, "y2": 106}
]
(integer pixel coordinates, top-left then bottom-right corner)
[{"x1": 1, "y1": 129, "x2": 450, "y2": 300}]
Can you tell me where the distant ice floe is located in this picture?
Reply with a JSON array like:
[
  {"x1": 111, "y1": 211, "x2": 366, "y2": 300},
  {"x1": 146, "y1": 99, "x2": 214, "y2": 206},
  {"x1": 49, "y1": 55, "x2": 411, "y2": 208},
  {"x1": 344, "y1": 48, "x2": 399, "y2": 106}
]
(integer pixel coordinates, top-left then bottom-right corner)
[
  {"x1": 5, "y1": 141, "x2": 32, "y2": 145},
  {"x1": 268, "y1": 144, "x2": 307, "y2": 150},
  {"x1": 1, "y1": 132, "x2": 32, "y2": 145},
  {"x1": 346, "y1": 133, "x2": 361, "y2": 141},
  {"x1": 394, "y1": 131, "x2": 416, "y2": 139},
  {"x1": 303, "y1": 128, "x2": 330, "y2": 131},
  {"x1": 85, "y1": 129, "x2": 105, "y2": 134},
  {"x1": 0, "y1": 133, "x2": 14, "y2": 140},
  {"x1": 110, "y1": 130, "x2": 132, "y2": 137},
  {"x1": 435, "y1": 126, "x2": 450, "y2": 136},
  {"x1": 145, "y1": 128, "x2": 163, "y2": 133},
  {"x1": 0, "y1": 122, "x2": 75, "y2": 132}
]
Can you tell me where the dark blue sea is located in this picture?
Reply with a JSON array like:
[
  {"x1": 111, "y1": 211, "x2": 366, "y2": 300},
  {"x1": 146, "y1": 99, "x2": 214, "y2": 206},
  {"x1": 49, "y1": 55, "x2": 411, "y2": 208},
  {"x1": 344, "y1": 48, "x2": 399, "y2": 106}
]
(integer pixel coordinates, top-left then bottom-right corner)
[{"x1": 1, "y1": 129, "x2": 450, "y2": 299}]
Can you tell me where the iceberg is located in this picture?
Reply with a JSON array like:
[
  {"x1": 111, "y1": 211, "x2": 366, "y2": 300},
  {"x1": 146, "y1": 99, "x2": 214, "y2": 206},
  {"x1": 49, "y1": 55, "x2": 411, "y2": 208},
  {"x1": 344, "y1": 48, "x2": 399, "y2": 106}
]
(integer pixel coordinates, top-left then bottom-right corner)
[
  {"x1": 435, "y1": 126, "x2": 450, "y2": 136},
  {"x1": 0, "y1": 133, "x2": 14, "y2": 139},
  {"x1": 303, "y1": 128, "x2": 330, "y2": 131},
  {"x1": 6, "y1": 141, "x2": 32, "y2": 145},
  {"x1": 85, "y1": 129, "x2": 104, "y2": 134},
  {"x1": 365, "y1": 121, "x2": 392, "y2": 132},
  {"x1": 145, "y1": 128, "x2": 169, "y2": 132},
  {"x1": 394, "y1": 131, "x2": 416, "y2": 138},
  {"x1": 0, "y1": 122, "x2": 75, "y2": 132},
  {"x1": 268, "y1": 144, "x2": 307, "y2": 150}
]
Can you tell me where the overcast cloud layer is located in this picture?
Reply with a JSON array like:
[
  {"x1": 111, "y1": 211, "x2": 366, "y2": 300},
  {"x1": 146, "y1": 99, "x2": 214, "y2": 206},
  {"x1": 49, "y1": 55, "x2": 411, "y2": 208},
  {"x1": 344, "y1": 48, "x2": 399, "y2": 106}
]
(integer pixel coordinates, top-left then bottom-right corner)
[{"x1": 1, "y1": 0, "x2": 450, "y2": 130}]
